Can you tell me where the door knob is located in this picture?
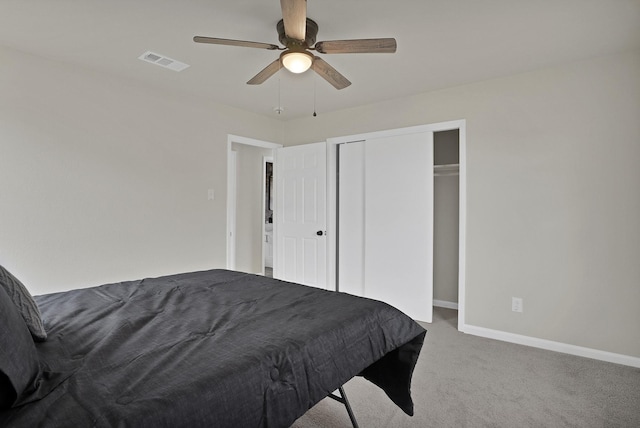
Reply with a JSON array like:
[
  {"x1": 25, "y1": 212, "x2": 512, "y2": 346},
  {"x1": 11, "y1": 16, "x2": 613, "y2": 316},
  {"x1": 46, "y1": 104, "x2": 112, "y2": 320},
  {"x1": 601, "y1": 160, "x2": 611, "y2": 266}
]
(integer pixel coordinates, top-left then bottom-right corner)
[{"x1": 316, "y1": 231, "x2": 324, "y2": 236}]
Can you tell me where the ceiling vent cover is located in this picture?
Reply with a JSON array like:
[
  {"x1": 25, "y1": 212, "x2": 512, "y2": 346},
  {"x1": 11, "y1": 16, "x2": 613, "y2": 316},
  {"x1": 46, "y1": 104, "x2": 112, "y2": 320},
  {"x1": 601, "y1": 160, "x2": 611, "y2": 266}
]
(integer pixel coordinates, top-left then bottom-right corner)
[{"x1": 138, "y1": 51, "x2": 190, "y2": 72}]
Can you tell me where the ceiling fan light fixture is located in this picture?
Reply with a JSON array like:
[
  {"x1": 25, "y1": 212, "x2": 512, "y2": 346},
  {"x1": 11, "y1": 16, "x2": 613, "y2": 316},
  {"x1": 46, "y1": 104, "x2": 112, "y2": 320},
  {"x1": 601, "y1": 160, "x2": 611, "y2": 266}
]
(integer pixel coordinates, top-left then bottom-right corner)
[{"x1": 282, "y1": 51, "x2": 313, "y2": 74}]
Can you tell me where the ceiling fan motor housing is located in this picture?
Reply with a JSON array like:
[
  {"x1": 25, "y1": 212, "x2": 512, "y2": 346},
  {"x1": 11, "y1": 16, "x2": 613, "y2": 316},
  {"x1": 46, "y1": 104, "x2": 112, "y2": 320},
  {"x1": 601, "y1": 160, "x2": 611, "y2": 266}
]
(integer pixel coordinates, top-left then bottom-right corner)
[{"x1": 277, "y1": 18, "x2": 319, "y2": 48}]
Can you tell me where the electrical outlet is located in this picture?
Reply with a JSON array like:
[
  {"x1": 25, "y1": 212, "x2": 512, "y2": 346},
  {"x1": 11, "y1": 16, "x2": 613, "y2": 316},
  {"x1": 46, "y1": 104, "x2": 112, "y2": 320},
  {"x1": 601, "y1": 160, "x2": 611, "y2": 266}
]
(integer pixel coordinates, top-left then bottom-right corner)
[
  {"x1": 512, "y1": 297, "x2": 523, "y2": 313},
  {"x1": 207, "y1": 189, "x2": 215, "y2": 201}
]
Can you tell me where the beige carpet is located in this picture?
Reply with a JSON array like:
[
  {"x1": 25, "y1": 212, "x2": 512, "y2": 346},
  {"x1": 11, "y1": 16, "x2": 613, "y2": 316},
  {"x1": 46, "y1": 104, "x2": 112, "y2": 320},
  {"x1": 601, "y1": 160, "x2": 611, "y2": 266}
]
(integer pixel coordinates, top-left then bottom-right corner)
[{"x1": 292, "y1": 307, "x2": 640, "y2": 427}]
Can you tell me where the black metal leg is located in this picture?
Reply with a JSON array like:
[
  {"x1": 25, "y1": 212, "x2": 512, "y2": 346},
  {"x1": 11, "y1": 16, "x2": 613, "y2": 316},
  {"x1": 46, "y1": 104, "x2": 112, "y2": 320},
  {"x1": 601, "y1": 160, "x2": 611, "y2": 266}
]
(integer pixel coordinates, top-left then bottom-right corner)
[
  {"x1": 338, "y1": 386, "x2": 359, "y2": 428},
  {"x1": 327, "y1": 386, "x2": 359, "y2": 428}
]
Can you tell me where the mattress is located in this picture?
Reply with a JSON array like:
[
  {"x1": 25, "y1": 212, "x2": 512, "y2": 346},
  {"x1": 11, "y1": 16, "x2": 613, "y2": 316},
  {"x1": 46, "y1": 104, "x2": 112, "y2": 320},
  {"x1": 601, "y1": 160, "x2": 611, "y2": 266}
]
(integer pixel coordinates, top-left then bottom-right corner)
[{"x1": 1, "y1": 269, "x2": 426, "y2": 427}]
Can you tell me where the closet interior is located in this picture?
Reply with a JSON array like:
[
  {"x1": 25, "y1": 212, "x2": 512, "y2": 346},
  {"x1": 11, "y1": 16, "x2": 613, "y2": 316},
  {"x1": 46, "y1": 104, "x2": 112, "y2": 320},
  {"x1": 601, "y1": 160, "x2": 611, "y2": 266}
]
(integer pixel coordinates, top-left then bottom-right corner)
[{"x1": 433, "y1": 129, "x2": 460, "y2": 310}]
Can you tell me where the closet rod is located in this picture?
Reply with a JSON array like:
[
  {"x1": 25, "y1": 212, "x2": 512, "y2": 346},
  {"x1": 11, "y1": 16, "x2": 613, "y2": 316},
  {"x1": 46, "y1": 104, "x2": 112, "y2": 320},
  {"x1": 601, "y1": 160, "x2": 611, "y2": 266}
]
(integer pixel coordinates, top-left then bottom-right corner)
[{"x1": 434, "y1": 164, "x2": 459, "y2": 177}]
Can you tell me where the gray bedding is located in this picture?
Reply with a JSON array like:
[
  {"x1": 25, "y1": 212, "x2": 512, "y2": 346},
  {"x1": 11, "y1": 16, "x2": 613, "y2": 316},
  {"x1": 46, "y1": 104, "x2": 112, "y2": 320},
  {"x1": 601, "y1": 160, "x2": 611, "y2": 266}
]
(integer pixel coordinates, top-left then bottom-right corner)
[{"x1": 0, "y1": 269, "x2": 425, "y2": 427}]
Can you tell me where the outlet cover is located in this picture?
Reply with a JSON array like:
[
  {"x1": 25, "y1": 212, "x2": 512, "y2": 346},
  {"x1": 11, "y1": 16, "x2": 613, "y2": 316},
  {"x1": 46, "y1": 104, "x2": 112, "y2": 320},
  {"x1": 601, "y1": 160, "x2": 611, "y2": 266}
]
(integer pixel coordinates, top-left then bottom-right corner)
[{"x1": 512, "y1": 297, "x2": 523, "y2": 313}]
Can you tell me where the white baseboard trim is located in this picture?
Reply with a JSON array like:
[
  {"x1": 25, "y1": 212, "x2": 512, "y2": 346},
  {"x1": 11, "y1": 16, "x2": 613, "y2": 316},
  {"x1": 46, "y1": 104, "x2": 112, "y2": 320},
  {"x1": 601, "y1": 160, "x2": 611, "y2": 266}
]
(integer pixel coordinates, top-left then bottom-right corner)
[
  {"x1": 461, "y1": 324, "x2": 640, "y2": 369},
  {"x1": 433, "y1": 299, "x2": 459, "y2": 310}
]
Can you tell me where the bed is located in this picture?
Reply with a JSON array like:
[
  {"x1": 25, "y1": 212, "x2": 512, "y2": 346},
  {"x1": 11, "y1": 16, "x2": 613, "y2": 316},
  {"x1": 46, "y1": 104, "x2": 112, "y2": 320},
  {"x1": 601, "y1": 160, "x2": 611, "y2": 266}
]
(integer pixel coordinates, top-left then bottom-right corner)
[{"x1": 1, "y1": 268, "x2": 426, "y2": 427}]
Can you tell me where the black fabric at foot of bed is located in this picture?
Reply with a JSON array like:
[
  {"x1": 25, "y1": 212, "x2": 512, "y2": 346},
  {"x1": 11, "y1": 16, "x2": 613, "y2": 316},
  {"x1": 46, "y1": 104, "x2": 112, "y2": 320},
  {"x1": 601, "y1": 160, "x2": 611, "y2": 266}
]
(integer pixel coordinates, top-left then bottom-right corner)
[{"x1": 0, "y1": 269, "x2": 426, "y2": 428}]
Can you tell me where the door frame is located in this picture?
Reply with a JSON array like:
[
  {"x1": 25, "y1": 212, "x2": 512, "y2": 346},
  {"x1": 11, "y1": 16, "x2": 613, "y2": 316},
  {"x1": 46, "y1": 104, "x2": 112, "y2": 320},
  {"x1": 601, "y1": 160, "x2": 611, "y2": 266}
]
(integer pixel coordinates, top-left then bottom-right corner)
[
  {"x1": 226, "y1": 134, "x2": 282, "y2": 271},
  {"x1": 326, "y1": 119, "x2": 467, "y2": 330}
]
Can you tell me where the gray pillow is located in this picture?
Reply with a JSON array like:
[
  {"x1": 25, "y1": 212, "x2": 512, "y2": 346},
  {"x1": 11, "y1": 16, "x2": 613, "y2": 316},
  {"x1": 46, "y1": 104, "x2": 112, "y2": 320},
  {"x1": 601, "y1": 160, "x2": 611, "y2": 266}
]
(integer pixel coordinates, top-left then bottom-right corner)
[
  {"x1": 0, "y1": 265, "x2": 47, "y2": 341},
  {"x1": 0, "y1": 285, "x2": 41, "y2": 409}
]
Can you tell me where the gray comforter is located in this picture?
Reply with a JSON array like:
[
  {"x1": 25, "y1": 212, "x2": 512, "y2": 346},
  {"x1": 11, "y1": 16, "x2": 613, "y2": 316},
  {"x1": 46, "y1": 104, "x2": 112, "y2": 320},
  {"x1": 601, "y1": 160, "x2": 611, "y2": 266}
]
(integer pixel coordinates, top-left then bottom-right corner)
[{"x1": 1, "y1": 269, "x2": 426, "y2": 427}]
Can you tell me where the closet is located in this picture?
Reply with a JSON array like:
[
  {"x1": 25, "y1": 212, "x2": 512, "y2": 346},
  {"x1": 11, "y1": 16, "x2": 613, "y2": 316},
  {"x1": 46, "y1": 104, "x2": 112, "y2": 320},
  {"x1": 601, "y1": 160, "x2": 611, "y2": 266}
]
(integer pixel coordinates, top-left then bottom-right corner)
[
  {"x1": 335, "y1": 126, "x2": 462, "y2": 323},
  {"x1": 433, "y1": 130, "x2": 460, "y2": 309}
]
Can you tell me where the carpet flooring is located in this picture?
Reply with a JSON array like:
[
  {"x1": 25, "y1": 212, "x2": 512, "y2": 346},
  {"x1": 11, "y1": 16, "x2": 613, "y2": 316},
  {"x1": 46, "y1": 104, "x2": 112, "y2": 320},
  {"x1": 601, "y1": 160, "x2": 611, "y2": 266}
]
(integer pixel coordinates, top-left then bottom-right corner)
[{"x1": 292, "y1": 307, "x2": 640, "y2": 427}]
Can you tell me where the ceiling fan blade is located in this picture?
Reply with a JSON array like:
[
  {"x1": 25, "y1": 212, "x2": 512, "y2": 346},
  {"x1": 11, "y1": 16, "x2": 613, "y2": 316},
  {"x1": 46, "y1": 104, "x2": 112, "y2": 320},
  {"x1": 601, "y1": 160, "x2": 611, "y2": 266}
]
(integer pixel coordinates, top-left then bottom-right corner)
[
  {"x1": 193, "y1": 36, "x2": 280, "y2": 51},
  {"x1": 312, "y1": 57, "x2": 351, "y2": 90},
  {"x1": 280, "y1": 0, "x2": 306, "y2": 41},
  {"x1": 247, "y1": 59, "x2": 282, "y2": 85},
  {"x1": 315, "y1": 38, "x2": 397, "y2": 54}
]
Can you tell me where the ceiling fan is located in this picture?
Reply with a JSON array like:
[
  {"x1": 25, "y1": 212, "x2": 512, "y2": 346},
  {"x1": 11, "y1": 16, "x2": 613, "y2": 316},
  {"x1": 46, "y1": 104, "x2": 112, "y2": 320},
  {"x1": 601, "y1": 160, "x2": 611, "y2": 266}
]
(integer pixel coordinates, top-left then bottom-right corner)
[{"x1": 193, "y1": 0, "x2": 397, "y2": 90}]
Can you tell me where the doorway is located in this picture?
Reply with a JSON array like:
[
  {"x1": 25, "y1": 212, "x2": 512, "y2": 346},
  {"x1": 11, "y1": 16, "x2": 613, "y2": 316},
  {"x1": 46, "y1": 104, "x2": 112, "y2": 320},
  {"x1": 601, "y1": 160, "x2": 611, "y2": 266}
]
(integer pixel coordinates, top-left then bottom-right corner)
[
  {"x1": 433, "y1": 129, "x2": 460, "y2": 310},
  {"x1": 226, "y1": 135, "x2": 282, "y2": 274},
  {"x1": 264, "y1": 158, "x2": 274, "y2": 277},
  {"x1": 226, "y1": 136, "x2": 327, "y2": 287}
]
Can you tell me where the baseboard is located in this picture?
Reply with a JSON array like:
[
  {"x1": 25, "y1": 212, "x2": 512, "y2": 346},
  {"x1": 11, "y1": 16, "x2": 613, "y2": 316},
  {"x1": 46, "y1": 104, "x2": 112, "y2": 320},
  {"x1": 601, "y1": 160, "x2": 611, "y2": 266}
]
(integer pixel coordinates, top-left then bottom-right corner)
[
  {"x1": 461, "y1": 324, "x2": 640, "y2": 369},
  {"x1": 433, "y1": 299, "x2": 459, "y2": 310}
]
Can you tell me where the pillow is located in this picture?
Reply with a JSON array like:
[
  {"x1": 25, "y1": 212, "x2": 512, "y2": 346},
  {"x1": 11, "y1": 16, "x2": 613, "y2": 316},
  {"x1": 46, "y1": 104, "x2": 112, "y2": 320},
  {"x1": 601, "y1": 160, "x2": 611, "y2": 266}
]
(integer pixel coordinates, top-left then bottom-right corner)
[
  {"x1": 0, "y1": 285, "x2": 41, "y2": 409},
  {"x1": 0, "y1": 265, "x2": 47, "y2": 341}
]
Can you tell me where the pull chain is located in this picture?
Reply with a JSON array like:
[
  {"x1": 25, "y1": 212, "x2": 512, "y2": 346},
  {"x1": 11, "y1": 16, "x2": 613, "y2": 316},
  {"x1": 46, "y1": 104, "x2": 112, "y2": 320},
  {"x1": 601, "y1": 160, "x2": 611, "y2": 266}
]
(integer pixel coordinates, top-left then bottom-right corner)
[{"x1": 274, "y1": 77, "x2": 284, "y2": 115}]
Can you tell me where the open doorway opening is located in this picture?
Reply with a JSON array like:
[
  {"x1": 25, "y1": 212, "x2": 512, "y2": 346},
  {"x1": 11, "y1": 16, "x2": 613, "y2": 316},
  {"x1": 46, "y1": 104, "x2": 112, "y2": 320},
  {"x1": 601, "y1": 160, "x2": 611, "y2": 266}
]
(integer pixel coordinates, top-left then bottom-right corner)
[
  {"x1": 226, "y1": 135, "x2": 282, "y2": 275},
  {"x1": 433, "y1": 129, "x2": 460, "y2": 310},
  {"x1": 264, "y1": 158, "x2": 274, "y2": 277}
]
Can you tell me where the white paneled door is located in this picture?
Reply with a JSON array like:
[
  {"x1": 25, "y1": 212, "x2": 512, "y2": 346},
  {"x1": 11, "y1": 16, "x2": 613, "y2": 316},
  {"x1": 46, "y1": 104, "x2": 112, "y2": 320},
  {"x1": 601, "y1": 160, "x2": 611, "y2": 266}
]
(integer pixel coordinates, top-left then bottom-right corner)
[
  {"x1": 274, "y1": 142, "x2": 327, "y2": 289},
  {"x1": 338, "y1": 132, "x2": 434, "y2": 322}
]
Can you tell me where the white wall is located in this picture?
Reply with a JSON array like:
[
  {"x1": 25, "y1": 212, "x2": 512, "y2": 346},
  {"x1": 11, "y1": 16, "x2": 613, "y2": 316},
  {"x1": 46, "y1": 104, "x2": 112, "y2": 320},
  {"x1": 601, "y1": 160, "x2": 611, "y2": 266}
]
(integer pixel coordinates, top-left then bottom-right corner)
[
  {"x1": 0, "y1": 45, "x2": 279, "y2": 294},
  {"x1": 282, "y1": 50, "x2": 640, "y2": 359}
]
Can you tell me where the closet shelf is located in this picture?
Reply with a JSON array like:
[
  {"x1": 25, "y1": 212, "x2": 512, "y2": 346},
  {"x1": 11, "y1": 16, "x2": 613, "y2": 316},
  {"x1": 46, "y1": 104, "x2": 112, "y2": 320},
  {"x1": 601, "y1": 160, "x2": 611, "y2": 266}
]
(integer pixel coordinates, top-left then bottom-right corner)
[{"x1": 434, "y1": 163, "x2": 459, "y2": 176}]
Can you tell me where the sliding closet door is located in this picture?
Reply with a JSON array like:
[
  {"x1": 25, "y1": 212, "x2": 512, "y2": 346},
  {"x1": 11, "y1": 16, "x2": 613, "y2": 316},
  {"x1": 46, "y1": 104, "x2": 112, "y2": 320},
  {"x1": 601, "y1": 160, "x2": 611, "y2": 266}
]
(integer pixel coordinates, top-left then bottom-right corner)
[
  {"x1": 338, "y1": 132, "x2": 434, "y2": 322},
  {"x1": 338, "y1": 142, "x2": 365, "y2": 296},
  {"x1": 366, "y1": 133, "x2": 434, "y2": 322}
]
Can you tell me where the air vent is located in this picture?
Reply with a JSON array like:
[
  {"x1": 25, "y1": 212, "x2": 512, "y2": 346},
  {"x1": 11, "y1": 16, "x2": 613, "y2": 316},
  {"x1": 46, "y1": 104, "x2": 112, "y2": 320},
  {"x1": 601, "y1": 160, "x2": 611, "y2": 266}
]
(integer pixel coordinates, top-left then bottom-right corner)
[{"x1": 138, "y1": 51, "x2": 190, "y2": 72}]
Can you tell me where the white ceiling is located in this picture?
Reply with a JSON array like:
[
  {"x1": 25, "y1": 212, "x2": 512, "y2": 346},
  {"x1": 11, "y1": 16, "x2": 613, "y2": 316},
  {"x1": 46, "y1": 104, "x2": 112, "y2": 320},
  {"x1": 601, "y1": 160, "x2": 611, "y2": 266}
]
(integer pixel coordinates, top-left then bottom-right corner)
[{"x1": 1, "y1": 0, "x2": 639, "y2": 119}]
